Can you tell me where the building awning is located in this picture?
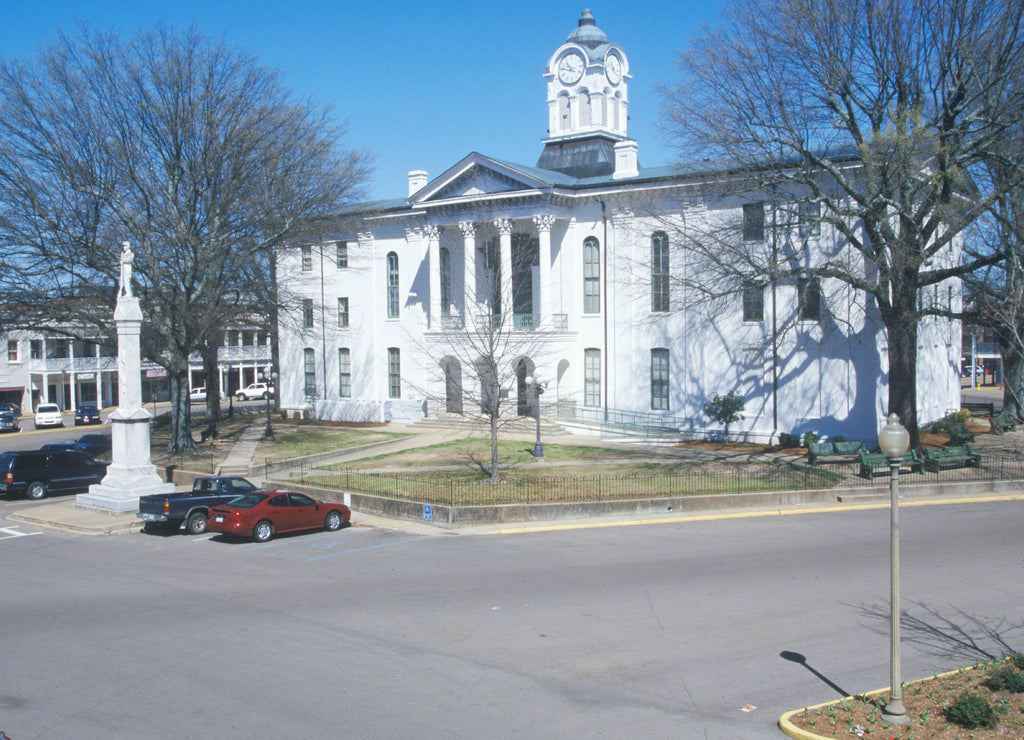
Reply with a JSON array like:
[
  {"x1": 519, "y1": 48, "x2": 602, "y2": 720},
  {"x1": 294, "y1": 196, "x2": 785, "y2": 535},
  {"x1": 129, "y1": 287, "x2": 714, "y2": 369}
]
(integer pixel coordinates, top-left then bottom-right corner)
[{"x1": 0, "y1": 387, "x2": 24, "y2": 393}]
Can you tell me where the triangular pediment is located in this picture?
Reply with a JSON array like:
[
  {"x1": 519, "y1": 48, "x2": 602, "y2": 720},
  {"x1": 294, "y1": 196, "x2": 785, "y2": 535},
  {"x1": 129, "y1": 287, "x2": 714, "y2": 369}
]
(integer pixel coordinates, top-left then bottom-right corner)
[{"x1": 409, "y1": 153, "x2": 568, "y2": 205}]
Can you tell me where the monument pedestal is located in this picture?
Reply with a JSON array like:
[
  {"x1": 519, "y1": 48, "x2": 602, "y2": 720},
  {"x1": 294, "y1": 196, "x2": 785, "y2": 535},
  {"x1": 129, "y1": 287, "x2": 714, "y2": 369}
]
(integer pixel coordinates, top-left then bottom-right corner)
[{"x1": 77, "y1": 407, "x2": 174, "y2": 512}]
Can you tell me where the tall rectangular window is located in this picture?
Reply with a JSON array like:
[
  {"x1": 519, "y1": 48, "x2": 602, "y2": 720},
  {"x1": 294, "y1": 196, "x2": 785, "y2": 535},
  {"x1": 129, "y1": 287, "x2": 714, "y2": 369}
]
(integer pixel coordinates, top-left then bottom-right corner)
[
  {"x1": 743, "y1": 280, "x2": 764, "y2": 322},
  {"x1": 798, "y1": 276, "x2": 822, "y2": 321},
  {"x1": 651, "y1": 349, "x2": 669, "y2": 411},
  {"x1": 301, "y1": 245, "x2": 312, "y2": 272},
  {"x1": 337, "y1": 297, "x2": 349, "y2": 328},
  {"x1": 336, "y1": 241, "x2": 348, "y2": 268},
  {"x1": 387, "y1": 252, "x2": 400, "y2": 318},
  {"x1": 584, "y1": 348, "x2": 601, "y2": 407},
  {"x1": 7, "y1": 339, "x2": 18, "y2": 362},
  {"x1": 651, "y1": 232, "x2": 670, "y2": 312},
  {"x1": 302, "y1": 299, "x2": 314, "y2": 328},
  {"x1": 30, "y1": 339, "x2": 42, "y2": 359},
  {"x1": 583, "y1": 237, "x2": 600, "y2": 314},
  {"x1": 743, "y1": 202, "x2": 765, "y2": 242},
  {"x1": 338, "y1": 348, "x2": 351, "y2": 398},
  {"x1": 799, "y1": 201, "x2": 821, "y2": 237},
  {"x1": 388, "y1": 348, "x2": 401, "y2": 398},
  {"x1": 303, "y1": 348, "x2": 317, "y2": 397}
]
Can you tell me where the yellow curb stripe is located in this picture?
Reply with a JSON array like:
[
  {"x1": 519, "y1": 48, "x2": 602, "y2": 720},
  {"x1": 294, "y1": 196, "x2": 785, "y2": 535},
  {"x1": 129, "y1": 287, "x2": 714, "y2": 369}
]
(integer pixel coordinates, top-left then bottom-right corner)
[
  {"x1": 778, "y1": 667, "x2": 976, "y2": 738},
  {"x1": 485, "y1": 493, "x2": 1024, "y2": 535}
]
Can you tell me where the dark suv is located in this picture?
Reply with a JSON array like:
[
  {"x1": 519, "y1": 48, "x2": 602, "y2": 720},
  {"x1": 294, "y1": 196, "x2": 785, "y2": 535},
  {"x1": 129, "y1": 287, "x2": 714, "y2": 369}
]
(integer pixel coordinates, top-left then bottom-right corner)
[{"x1": 0, "y1": 450, "x2": 109, "y2": 500}]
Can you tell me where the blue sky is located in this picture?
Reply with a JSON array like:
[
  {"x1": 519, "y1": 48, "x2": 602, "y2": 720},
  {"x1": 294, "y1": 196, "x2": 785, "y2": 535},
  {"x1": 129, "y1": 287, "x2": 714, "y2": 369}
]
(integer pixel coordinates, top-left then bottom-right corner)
[{"x1": 1, "y1": 1, "x2": 722, "y2": 201}]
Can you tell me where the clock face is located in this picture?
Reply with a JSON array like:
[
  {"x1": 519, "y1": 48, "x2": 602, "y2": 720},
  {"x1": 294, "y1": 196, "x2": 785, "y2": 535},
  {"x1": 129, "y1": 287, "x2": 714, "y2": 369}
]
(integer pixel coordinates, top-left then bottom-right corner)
[
  {"x1": 557, "y1": 51, "x2": 585, "y2": 85},
  {"x1": 606, "y1": 54, "x2": 622, "y2": 85}
]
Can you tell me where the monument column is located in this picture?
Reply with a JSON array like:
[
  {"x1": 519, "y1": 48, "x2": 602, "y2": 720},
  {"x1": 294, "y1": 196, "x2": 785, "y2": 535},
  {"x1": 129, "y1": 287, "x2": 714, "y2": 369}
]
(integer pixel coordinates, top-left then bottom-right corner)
[
  {"x1": 533, "y1": 215, "x2": 555, "y2": 327},
  {"x1": 77, "y1": 242, "x2": 174, "y2": 512}
]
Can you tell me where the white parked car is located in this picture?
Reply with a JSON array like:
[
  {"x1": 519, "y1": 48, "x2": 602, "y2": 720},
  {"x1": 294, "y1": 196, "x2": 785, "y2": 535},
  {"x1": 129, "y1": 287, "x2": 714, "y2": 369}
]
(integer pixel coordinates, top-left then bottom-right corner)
[
  {"x1": 34, "y1": 403, "x2": 64, "y2": 428},
  {"x1": 235, "y1": 383, "x2": 275, "y2": 401},
  {"x1": 189, "y1": 387, "x2": 207, "y2": 403}
]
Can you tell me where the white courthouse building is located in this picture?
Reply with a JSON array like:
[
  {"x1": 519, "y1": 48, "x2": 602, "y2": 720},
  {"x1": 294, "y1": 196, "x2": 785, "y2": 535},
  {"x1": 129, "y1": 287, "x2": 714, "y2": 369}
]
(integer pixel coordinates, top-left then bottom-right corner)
[{"x1": 275, "y1": 10, "x2": 961, "y2": 442}]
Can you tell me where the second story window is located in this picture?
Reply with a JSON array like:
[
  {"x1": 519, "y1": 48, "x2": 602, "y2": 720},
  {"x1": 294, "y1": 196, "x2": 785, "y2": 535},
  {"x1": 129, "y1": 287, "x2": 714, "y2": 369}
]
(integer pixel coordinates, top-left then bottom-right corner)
[
  {"x1": 583, "y1": 237, "x2": 600, "y2": 314},
  {"x1": 799, "y1": 201, "x2": 821, "y2": 237},
  {"x1": 301, "y1": 245, "x2": 312, "y2": 272},
  {"x1": 30, "y1": 339, "x2": 42, "y2": 359},
  {"x1": 798, "y1": 276, "x2": 822, "y2": 321},
  {"x1": 336, "y1": 241, "x2": 348, "y2": 268},
  {"x1": 387, "y1": 252, "x2": 400, "y2": 318},
  {"x1": 743, "y1": 202, "x2": 765, "y2": 242},
  {"x1": 440, "y1": 247, "x2": 452, "y2": 314},
  {"x1": 651, "y1": 231, "x2": 670, "y2": 313},
  {"x1": 743, "y1": 280, "x2": 764, "y2": 322},
  {"x1": 337, "y1": 297, "x2": 349, "y2": 328},
  {"x1": 7, "y1": 339, "x2": 18, "y2": 362},
  {"x1": 302, "y1": 299, "x2": 314, "y2": 329}
]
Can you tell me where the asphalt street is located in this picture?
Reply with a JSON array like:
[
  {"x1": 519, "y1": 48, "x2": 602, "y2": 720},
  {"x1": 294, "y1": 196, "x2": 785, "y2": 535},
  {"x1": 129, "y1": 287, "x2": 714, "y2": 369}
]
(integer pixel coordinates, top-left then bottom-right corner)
[{"x1": 1, "y1": 496, "x2": 1022, "y2": 739}]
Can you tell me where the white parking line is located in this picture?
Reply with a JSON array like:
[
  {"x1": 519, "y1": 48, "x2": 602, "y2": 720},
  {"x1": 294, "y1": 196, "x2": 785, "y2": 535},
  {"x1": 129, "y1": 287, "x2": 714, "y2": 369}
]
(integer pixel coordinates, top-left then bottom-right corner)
[{"x1": 0, "y1": 526, "x2": 42, "y2": 539}]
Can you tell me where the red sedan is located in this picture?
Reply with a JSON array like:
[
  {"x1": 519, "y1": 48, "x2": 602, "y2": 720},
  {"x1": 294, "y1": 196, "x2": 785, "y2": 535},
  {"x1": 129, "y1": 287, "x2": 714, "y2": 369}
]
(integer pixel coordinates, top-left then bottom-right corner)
[{"x1": 207, "y1": 491, "x2": 351, "y2": 542}]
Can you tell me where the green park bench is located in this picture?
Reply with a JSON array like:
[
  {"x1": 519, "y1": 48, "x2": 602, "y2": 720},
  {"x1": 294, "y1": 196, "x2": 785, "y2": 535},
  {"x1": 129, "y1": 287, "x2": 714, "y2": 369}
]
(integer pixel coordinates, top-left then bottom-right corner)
[
  {"x1": 990, "y1": 410, "x2": 1017, "y2": 435},
  {"x1": 947, "y1": 422, "x2": 975, "y2": 445},
  {"x1": 858, "y1": 449, "x2": 924, "y2": 480},
  {"x1": 923, "y1": 444, "x2": 981, "y2": 473},
  {"x1": 962, "y1": 401, "x2": 994, "y2": 417},
  {"x1": 807, "y1": 440, "x2": 865, "y2": 465}
]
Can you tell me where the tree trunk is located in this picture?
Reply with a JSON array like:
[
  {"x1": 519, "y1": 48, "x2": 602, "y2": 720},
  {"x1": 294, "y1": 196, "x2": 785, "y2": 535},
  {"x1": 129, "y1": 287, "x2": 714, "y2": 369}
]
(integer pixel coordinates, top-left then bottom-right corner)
[
  {"x1": 167, "y1": 368, "x2": 194, "y2": 453},
  {"x1": 999, "y1": 332, "x2": 1024, "y2": 419},
  {"x1": 883, "y1": 308, "x2": 922, "y2": 450},
  {"x1": 489, "y1": 413, "x2": 500, "y2": 484},
  {"x1": 201, "y1": 345, "x2": 221, "y2": 423}
]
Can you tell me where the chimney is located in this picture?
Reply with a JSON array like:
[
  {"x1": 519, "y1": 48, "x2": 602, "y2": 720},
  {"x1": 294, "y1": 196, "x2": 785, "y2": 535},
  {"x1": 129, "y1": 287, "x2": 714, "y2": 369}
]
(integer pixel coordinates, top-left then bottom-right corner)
[
  {"x1": 613, "y1": 141, "x2": 638, "y2": 179},
  {"x1": 408, "y1": 170, "x2": 428, "y2": 197}
]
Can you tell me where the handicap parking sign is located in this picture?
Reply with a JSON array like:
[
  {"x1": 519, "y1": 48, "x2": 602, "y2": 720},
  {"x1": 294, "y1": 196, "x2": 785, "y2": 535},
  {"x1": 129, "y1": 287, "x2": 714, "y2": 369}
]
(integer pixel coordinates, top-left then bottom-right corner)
[{"x1": 424, "y1": 505, "x2": 432, "y2": 521}]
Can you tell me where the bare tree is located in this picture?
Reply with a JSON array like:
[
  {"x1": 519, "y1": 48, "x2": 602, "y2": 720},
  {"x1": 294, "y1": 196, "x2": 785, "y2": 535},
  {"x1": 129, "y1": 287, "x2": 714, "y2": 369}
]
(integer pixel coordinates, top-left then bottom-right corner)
[
  {"x1": 0, "y1": 26, "x2": 371, "y2": 450},
  {"x1": 660, "y1": 0, "x2": 1024, "y2": 447},
  {"x1": 413, "y1": 220, "x2": 555, "y2": 483}
]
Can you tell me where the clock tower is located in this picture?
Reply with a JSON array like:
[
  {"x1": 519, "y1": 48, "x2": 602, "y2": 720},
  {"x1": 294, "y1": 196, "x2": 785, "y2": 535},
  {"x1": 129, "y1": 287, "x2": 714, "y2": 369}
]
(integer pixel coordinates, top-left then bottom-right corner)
[{"x1": 537, "y1": 9, "x2": 634, "y2": 178}]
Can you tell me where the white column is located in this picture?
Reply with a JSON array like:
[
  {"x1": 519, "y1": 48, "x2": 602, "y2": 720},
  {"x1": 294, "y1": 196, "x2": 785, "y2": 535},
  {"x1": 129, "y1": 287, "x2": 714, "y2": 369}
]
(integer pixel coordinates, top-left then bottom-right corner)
[
  {"x1": 426, "y1": 224, "x2": 442, "y2": 329},
  {"x1": 533, "y1": 215, "x2": 555, "y2": 328},
  {"x1": 496, "y1": 219, "x2": 513, "y2": 320},
  {"x1": 460, "y1": 221, "x2": 477, "y2": 322}
]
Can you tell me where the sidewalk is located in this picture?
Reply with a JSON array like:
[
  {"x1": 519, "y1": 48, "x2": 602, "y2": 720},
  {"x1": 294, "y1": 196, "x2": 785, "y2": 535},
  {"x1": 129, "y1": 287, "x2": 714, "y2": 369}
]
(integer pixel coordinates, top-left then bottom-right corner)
[{"x1": 10, "y1": 416, "x2": 1024, "y2": 537}]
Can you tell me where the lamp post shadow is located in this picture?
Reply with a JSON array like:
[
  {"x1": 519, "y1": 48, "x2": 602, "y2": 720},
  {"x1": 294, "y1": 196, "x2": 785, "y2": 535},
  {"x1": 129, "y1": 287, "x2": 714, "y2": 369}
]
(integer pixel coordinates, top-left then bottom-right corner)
[{"x1": 780, "y1": 651, "x2": 857, "y2": 700}]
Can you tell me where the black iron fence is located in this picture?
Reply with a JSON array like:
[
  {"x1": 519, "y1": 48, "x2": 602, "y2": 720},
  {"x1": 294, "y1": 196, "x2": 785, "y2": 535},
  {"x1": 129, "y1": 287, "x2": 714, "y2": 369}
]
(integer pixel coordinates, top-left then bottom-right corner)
[{"x1": 264, "y1": 450, "x2": 1024, "y2": 508}]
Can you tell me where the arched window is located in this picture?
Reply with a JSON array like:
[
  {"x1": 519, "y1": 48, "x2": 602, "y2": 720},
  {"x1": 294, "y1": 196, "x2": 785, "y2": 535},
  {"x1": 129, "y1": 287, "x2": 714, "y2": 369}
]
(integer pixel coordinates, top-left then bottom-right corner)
[
  {"x1": 303, "y1": 348, "x2": 317, "y2": 398},
  {"x1": 387, "y1": 347, "x2": 401, "y2": 398},
  {"x1": 386, "y1": 252, "x2": 399, "y2": 318},
  {"x1": 584, "y1": 348, "x2": 601, "y2": 407},
  {"x1": 440, "y1": 247, "x2": 452, "y2": 315},
  {"x1": 578, "y1": 91, "x2": 591, "y2": 127},
  {"x1": 651, "y1": 349, "x2": 669, "y2": 410},
  {"x1": 651, "y1": 232, "x2": 669, "y2": 312},
  {"x1": 583, "y1": 237, "x2": 600, "y2": 314},
  {"x1": 558, "y1": 93, "x2": 571, "y2": 131}
]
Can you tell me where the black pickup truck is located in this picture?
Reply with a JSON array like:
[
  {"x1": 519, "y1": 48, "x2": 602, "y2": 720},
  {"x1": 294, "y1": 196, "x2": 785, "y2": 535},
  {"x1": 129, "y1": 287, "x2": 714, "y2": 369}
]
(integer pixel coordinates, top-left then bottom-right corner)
[{"x1": 137, "y1": 476, "x2": 260, "y2": 534}]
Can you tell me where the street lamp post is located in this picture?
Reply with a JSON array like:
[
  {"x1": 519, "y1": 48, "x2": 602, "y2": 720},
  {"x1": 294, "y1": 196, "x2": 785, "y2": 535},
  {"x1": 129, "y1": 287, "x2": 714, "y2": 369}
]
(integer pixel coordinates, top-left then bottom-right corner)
[
  {"x1": 879, "y1": 412, "x2": 911, "y2": 726},
  {"x1": 525, "y1": 372, "x2": 546, "y2": 461},
  {"x1": 261, "y1": 367, "x2": 276, "y2": 439}
]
